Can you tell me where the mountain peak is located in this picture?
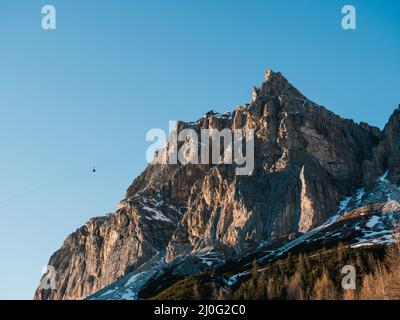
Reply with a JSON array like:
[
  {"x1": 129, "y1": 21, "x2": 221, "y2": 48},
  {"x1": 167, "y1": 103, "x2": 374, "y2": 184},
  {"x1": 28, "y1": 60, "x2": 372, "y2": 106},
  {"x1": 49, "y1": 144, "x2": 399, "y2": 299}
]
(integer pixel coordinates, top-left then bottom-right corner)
[
  {"x1": 265, "y1": 68, "x2": 276, "y2": 81},
  {"x1": 34, "y1": 68, "x2": 400, "y2": 301},
  {"x1": 259, "y1": 69, "x2": 305, "y2": 101}
]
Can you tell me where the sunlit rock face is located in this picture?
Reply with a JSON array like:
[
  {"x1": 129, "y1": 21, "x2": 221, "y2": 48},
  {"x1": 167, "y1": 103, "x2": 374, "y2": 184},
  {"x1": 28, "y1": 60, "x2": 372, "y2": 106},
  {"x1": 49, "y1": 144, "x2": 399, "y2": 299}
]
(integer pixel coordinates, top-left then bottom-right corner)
[{"x1": 34, "y1": 69, "x2": 399, "y2": 300}]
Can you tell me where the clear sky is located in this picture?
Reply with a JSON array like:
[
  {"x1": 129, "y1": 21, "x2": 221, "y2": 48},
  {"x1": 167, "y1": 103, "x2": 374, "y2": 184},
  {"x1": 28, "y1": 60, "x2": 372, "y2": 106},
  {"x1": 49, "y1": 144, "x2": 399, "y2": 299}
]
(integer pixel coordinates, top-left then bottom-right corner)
[{"x1": 0, "y1": 0, "x2": 399, "y2": 299}]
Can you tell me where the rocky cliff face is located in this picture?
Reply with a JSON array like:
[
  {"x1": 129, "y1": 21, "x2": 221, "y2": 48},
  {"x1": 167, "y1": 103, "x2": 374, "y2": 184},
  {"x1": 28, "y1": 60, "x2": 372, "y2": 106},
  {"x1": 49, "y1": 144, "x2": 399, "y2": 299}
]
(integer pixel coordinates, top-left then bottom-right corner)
[{"x1": 34, "y1": 69, "x2": 399, "y2": 300}]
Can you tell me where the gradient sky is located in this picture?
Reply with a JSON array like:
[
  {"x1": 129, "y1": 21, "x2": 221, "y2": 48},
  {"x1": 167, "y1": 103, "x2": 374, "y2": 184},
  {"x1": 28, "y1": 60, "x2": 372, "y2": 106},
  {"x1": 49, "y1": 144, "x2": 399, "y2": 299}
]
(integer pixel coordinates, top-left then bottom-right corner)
[{"x1": 0, "y1": 0, "x2": 399, "y2": 299}]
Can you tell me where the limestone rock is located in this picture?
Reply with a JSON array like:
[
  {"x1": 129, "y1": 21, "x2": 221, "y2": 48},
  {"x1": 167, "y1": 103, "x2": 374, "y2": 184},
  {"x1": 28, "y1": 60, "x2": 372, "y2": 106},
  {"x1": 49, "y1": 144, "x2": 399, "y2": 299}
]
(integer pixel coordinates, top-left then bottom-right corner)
[{"x1": 34, "y1": 69, "x2": 399, "y2": 300}]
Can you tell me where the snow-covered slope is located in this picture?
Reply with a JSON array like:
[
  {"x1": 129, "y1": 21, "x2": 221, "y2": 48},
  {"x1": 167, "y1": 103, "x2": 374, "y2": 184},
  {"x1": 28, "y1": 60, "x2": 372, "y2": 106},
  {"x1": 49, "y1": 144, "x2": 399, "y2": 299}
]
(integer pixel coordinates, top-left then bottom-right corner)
[{"x1": 88, "y1": 172, "x2": 400, "y2": 300}]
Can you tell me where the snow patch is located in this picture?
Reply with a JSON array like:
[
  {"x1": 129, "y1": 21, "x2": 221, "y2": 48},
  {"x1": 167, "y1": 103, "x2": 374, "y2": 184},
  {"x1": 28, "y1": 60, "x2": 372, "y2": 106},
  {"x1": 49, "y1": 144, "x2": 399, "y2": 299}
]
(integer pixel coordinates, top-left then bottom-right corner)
[
  {"x1": 366, "y1": 215, "x2": 380, "y2": 228},
  {"x1": 100, "y1": 289, "x2": 116, "y2": 297},
  {"x1": 356, "y1": 188, "x2": 365, "y2": 205},
  {"x1": 125, "y1": 272, "x2": 146, "y2": 288},
  {"x1": 379, "y1": 170, "x2": 389, "y2": 183},
  {"x1": 339, "y1": 196, "x2": 352, "y2": 213},
  {"x1": 142, "y1": 205, "x2": 172, "y2": 222},
  {"x1": 195, "y1": 248, "x2": 225, "y2": 266},
  {"x1": 226, "y1": 271, "x2": 249, "y2": 286}
]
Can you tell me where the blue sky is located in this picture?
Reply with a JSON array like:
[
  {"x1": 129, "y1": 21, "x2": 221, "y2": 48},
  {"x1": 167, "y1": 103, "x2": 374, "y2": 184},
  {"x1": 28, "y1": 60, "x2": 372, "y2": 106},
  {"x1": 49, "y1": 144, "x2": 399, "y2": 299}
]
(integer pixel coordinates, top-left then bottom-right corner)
[{"x1": 0, "y1": 0, "x2": 399, "y2": 299}]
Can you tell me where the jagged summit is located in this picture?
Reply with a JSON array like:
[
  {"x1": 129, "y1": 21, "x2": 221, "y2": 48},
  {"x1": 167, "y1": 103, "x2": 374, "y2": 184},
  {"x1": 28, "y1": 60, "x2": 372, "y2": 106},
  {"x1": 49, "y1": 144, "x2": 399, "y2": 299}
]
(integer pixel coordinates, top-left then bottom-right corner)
[
  {"x1": 34, "y1": 69, "x2": 400, "y2": 300},
  {"x1": 264, "y1": 68, "x2": 289, "y2": 83},
  {"x1": 265, "y1": 68, "x2": 275, "y2": 80},
  {"x1": 256, "y1": 68, "x2": 306, "y2": 102}
]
